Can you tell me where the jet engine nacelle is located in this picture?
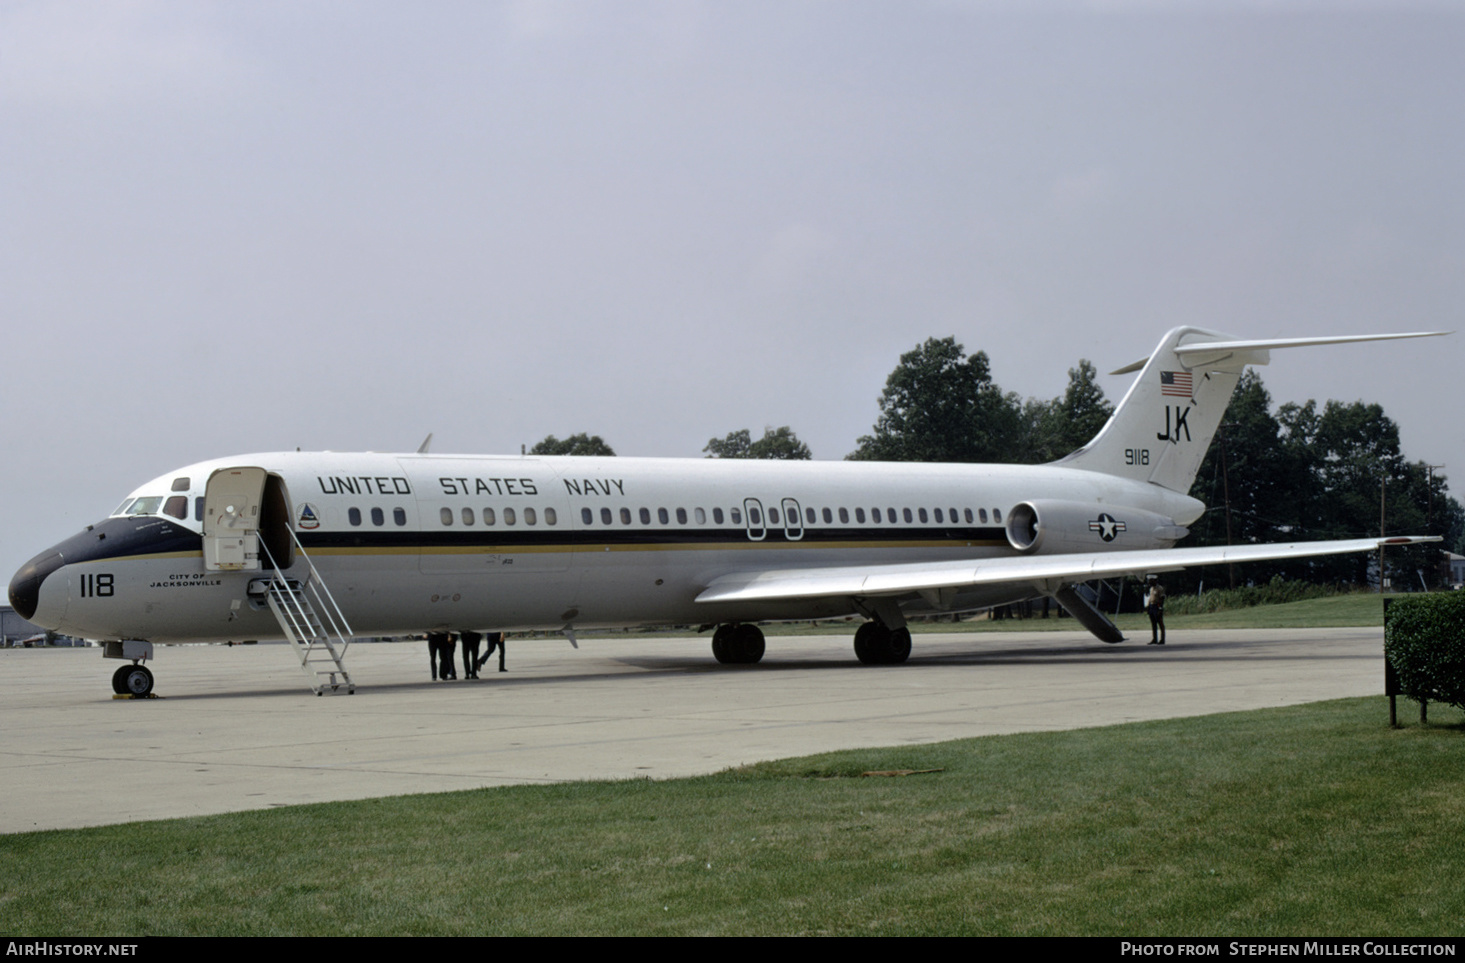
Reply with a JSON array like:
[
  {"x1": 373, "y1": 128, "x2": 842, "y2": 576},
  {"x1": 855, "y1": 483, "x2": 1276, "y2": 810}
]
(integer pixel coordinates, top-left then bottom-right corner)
[{"x1": 1005, "y1": 500, "x2": 1188, "y2": 555}]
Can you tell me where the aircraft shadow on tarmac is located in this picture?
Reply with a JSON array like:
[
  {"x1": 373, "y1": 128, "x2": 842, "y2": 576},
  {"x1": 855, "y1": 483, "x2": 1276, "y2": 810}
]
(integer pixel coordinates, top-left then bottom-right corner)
[{"x1": 108, "y1": 633, "x2": 1376, "y2": 703}]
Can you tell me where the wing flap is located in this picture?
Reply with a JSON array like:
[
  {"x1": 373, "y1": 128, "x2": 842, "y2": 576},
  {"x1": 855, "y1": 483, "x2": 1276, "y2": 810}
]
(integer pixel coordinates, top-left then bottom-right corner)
[{"x1": 695, "y1": 537, "x2": 1439, "y2": 605}]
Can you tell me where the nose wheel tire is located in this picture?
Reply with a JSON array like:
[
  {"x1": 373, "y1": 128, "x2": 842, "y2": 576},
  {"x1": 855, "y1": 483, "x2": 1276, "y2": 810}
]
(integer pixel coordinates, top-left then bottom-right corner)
[{"x1": 112, "y1": 664, "x2": 154, "y2": 697}]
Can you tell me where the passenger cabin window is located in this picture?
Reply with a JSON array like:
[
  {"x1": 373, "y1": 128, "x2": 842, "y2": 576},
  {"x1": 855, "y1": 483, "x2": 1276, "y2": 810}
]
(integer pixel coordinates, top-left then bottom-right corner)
[
  {"x1": 600, "y1": 508, "x2": 612, "y2": 525},
  {"x1": 394, "y1": 508, "x2": 407, "y2": 526},
  {"x1": 620, "y1": 508, "x2": 632, "y2": 524},
  {"x1": 695, "y1": 508, "x2": 706, "y2": 524},
  {"x1": 525, "y1": 507, "x2": 537, "y2": 525},
  {"x1": 823, "y1": 507, "x2": 833, "y2": 524},
  {"x1": 918, "y1": 508, "x2": 928, "y2": 523},
  {"x1": 731, "y1": 507, "x2": 742, "y2": 525},
  {"x1": 462, "y1": 507, "x2": 474, "y2": 525},
  {"x1": 979, "y1": 509, "x2": 988, "y2": 523},
  {"x1": 350, "y1": 508, "x2": 363, "y2": 526},
  {"x1": 582, "y1": 508, "x2": 593, "y2": 525},
  {"x1": 371, "y1": 507, "x2": 385, "y2": 526},
  {"x1": 640, "y1": 508, "x2": 651, "y2": 524},
  {"x1": 503, "y1": 507, "x2": 517, "y2": 525},
  {"x1": 713, "y1": 507, "x2": 724, "y2": 524},
  {"x1": 903, "y1": 508, "x2": 913, "y2": 523},
  {"x1": 965, "y1": 508, "x2": 974, "y2": 523},
  {"x1": 545, "y1": 508, "x2": 557, "y2": 525},
  {"x1": 483, "y1": 508, "x2": 496, "y2": 525},
  {"x1": 440, "y1": 508, "x2": 453, "y2": 526},
  {"x1": 676, "y1": 508, "x2": 687, "y2": 524},
  {"x1": 855, "y1": 507, "x2": 864, "y2": 523},
  {"x1": 657, "y1": 508, "x2": 669, "y2": 525}
]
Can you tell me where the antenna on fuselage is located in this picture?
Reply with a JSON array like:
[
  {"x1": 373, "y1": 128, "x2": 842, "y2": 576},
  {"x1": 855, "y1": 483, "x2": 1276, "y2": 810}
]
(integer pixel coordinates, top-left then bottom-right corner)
[{"x1": 417, "y1": 433, "x2": 433, "y2": 454}]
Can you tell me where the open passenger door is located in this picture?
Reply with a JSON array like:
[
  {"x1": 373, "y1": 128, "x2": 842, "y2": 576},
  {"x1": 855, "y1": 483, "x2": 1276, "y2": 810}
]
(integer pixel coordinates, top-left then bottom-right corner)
[{"x1": 202, "y1": 467, "x2": 268, "y2": 571}]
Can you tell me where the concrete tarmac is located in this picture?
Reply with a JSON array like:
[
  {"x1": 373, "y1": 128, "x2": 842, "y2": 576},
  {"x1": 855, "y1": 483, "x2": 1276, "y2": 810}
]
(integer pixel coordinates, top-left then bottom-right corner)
[{"x1": 0, "y1": 627, "x2": 1391, "y2": 834}]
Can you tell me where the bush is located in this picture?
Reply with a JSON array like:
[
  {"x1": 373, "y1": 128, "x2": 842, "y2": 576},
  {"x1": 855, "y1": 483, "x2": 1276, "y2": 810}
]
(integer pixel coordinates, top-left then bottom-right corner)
[
  {"x1": 1163, "y1": 577, "x2": 1348, "y2": 617},
  {"x1": 1384, "y1": 592, "x2": 1465, "y2": 711}
]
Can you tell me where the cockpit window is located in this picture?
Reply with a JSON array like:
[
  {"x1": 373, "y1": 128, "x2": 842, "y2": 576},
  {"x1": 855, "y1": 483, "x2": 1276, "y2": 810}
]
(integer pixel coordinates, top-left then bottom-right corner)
[
  {"x1": 163, "y1": 496, "x2": 188, "y2": 520},
  {"x1": 170, "y1": 477, "x2": 191, "y2": 492},
  {"x1": 116, "y1": 496, "x2": 165, "y2": 516}
]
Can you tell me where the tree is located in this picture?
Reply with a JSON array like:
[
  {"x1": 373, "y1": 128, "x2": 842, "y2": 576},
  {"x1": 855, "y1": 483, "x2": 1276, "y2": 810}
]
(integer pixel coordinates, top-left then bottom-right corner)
[
  {"x1": 1184, "y1": 371, "x2": 1297, "y2": 588},
  {"x1": 848, "y1": 337, "x2": 1022, "y2": 462},
  {"x1": 704, "y1": 426, "x2": 812, "y2": 460},
  {"x1": 529, "y1": 433, "x2": 616, "y2": 456},
  {"x1": 1023, "y1": 359, "x2": 1114, "y2": 463}
]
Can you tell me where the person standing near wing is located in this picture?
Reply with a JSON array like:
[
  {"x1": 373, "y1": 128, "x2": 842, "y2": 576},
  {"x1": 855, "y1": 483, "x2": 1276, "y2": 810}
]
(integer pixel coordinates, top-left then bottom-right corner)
[{"x1": 1146, "y1": 577, "x2": 1167, "y2": 646}]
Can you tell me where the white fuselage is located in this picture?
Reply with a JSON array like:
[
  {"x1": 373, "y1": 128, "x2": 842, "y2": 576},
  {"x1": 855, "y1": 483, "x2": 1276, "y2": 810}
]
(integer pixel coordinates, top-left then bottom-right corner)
[{"x1": 18, "y1": 451, "x2": 1203, "y2": 645}]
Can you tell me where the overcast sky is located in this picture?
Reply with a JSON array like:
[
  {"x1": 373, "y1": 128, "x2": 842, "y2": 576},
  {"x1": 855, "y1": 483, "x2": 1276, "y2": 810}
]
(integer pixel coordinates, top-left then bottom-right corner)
[{"x1": 2, "y1": 0, "x2": 1460, "y2": 577}]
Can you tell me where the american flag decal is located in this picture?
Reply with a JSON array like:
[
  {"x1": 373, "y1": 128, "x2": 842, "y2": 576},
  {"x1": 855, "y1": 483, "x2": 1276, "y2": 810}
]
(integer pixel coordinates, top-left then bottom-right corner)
[{"x1": 1160, "y1": 371, "x2": 1193, "y2": 397}]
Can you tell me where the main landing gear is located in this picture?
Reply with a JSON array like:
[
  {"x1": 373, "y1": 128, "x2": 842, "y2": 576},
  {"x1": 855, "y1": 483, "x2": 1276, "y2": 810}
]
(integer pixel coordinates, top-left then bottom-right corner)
[
  {"x1": 111, "y1": 663, "x2": 154, "y2": 697},
  {"x1": 853, "y1": 621, "x2": 911, "y2": 665},
  {"x1": 711, "y1": 623, "x2": 765, "y2": 664}
]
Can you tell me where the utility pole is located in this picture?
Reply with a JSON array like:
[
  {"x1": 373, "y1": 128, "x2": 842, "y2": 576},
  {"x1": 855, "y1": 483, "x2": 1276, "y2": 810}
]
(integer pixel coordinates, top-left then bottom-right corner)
[{"x1": 1379, "y1": 476, "x2": 1386, "y2": 593}]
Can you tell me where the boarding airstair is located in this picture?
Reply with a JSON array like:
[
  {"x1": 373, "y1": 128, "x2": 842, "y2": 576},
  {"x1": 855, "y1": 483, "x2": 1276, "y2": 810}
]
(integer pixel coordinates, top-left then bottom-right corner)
[{"x1": 259, "y1": 533, "x2": 355, "y2": 695}]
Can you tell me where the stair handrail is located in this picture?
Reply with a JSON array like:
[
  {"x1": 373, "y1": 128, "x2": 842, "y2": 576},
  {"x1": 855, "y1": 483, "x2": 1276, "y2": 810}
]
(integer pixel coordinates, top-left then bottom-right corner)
[
  {"x1": 257, "y1": 541, "x2": 313, "y2": 644},
  {"x1": 275, "y1": 528, "x2": 356, "y2": 652}
]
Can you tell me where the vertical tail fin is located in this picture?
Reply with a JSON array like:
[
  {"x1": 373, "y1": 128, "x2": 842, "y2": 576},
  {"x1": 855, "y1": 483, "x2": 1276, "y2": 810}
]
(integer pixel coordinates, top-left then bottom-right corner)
[
  {"x1": 1057, "y1": 327, "x2": 1448, "y2": 493},
  {"x1": 1056, "y1": 327, "x2": 1243, "y2": 492}
]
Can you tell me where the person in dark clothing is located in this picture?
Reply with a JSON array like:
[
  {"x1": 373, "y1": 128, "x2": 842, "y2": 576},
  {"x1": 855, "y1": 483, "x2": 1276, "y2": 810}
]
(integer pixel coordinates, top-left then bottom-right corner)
[
  {"x1": 460, "y1": 630, "x2": 482, "y2": 680},
  {"x1": 426, "y1": 631, "x2": 450, "y2": 680},
  {"x1": 441, "y1": 632, "x2": 458, "y2": 679},
  {"x1": 1146, "y1": 577, "x2": 1167, "y2": 646},
  {"x1": 476, "y1": 631, "x2": 507, "y2": 673}
]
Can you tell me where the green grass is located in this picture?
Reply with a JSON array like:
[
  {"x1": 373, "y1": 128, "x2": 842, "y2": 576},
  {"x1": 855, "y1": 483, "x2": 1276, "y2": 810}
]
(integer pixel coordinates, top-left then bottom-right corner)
[{"x1": 3, "y1": 698, "x2": 1462, "y2": 936}]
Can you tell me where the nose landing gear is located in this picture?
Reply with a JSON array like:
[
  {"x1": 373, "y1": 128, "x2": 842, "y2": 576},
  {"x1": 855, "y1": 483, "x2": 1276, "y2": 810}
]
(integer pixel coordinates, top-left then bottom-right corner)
[
  {"x1": 111, "y1": 663, "x2": 155, "y2": 697},
  {"x1": 104, "y1": 640, "x2": 157, "y2": 698}
]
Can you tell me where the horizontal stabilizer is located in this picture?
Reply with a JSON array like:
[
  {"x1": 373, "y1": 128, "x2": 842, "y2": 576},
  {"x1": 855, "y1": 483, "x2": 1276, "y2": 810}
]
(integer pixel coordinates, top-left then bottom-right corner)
[
  {"x1": 695, "y1": 536, "x2": 1440, "y2": 606},
  {"x1": 1071, "y1": 327, "x2": 1451, "y2": 495},
  {"x1": 1110, "y1": 330, "x2": 1449, "y2": 375}
]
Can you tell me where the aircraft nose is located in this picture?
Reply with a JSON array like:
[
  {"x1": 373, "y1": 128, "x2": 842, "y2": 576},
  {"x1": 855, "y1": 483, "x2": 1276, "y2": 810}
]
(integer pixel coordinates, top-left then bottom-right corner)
[{"x1": 9, "y1": 548, "x2": 64, "y2": 622}]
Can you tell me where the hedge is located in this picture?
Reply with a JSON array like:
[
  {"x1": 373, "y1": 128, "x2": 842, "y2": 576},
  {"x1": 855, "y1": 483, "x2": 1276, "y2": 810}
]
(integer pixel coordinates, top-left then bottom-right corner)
[{"x1": 1384, "y1": 592, "x2": 1465, "y2": 712}]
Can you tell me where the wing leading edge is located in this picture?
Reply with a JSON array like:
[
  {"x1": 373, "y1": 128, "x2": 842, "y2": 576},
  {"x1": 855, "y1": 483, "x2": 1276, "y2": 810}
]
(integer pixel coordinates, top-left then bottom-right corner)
[{"x1": 695, "y1": 536, "x2": 1441, "y2": 605}]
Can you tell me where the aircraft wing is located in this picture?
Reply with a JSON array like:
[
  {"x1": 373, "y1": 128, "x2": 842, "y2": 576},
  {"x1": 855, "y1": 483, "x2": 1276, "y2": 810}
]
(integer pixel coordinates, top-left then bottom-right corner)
[{"x1": 694, "y1": 536, "x2": 1440, "y2": 605}]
